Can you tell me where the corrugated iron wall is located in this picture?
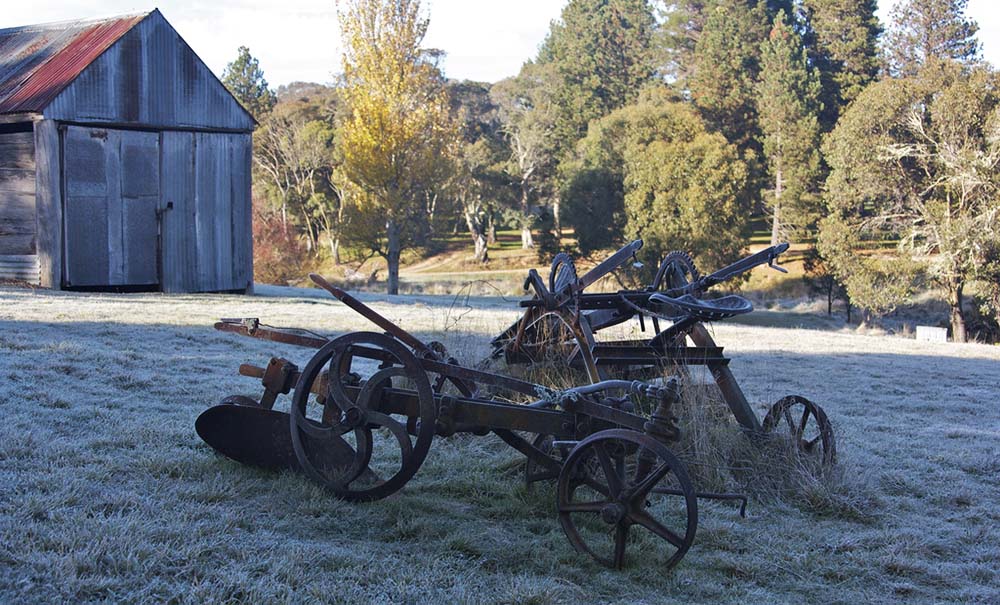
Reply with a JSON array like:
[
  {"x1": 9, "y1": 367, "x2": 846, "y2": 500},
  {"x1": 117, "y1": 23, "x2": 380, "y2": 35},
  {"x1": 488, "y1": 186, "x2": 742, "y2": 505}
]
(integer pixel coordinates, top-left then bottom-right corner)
[
  {"x1": 58, "y1": 125, "x2": 251, "y2": 292},
  {"x1": 62, "y1": 126, "x2": 160, "y2": 287},
  {"x1": 43, "y1": 13, "x2": 254, "y2": 132}
]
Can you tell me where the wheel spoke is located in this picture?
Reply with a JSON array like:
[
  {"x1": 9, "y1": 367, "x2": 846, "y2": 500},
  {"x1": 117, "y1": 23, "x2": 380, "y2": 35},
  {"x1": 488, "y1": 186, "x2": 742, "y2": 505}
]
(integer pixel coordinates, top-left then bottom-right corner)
[
  {"x1": 294, "y1": 414, "x2": 337, "y2": 440},
  {"x1": 579, "y1": 476, "x2": 613, "y2": 498},
  {"x1": 798, "y1": 406, "x2": 810, "y2": 436},
  {"x1": 630, "y1": 511, "x2": 685, "y2": 549},
  {"x1": 613, "y1": 523, "x2": 629, "y2": 569},
  {"x1": 559, "y1": 500, "x2": 610, "y2": 514},
  {"x1": 367, "y1": 411, "x2": 413, "y2": 461},
  {"x1": 631, "y1": 460, "x2": 673, "y2": 499},
  {"x1": 594, "y1": 443, "x2": 624, "y2": 496},
  {"x1": 339, "y1": 429, "x2": 373, "y2": 486},
  {"x1": 782, "y1": 405, "x2": 796, "y2": 433}
]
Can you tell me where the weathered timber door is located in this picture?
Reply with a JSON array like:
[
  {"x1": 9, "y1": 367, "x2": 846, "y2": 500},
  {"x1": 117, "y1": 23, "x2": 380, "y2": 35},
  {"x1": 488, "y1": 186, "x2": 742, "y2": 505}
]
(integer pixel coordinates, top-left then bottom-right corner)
[
  {"x1": 160, "y1": 131, "x2": 252, "y2": 293},
  {"x1": 62, "y1": 126, "x2": 160, "y2": 287}
]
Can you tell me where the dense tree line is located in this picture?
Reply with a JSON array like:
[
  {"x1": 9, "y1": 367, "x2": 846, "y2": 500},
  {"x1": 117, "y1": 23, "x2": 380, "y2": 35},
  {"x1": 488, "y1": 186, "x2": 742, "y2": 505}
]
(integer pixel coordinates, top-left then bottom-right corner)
[{"x1": 224, "y1": 0, "x2": 999, "y2": 341}]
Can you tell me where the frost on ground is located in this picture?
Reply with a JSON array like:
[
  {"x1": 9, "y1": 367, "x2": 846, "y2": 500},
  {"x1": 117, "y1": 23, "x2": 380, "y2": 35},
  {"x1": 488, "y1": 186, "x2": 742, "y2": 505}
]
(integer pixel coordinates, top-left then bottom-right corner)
[{"x1": 1, "y1": 285, "x2": 998, "y2": 604}]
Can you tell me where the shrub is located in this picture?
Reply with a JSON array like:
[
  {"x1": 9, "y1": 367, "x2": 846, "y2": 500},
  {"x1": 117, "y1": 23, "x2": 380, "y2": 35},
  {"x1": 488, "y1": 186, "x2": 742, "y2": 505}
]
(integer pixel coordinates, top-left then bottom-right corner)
[{"x1": 252, "y1": 203, "x2": 311, "y2": 286}]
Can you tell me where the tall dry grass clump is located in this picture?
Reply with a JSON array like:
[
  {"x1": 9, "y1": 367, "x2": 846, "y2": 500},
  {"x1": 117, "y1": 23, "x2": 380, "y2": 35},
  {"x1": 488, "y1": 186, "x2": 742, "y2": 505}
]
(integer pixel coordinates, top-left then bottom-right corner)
[{"x1": 665, "y1": 368, "x2": 879, "y2": 522}]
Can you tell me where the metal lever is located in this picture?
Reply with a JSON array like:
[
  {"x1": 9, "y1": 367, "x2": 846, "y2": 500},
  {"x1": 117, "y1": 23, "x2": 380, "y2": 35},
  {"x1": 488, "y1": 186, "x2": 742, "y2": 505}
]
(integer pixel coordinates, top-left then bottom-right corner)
[
  {"x1": 652, "y1": 488, "x2": 749, "y2": 518},
  {"x1": 768, "y1": 258, "x2": 788, "y2": 273}
]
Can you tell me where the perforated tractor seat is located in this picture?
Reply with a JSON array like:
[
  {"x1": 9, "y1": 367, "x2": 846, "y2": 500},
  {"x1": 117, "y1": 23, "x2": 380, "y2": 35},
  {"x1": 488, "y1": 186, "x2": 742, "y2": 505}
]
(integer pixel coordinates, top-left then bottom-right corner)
[{"x1": 648, "y1": 293, "x2": 753, "y2": 322}]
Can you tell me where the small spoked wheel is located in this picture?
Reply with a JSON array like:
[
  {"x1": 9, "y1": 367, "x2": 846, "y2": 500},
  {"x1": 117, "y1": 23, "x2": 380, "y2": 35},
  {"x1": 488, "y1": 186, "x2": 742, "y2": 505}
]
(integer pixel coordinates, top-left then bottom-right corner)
[
  {"x1": 549, "y1": 252, "x2": 579, "y2": 295},
  {"x1": 652, "y1": 250, "x2": 701, "y2": 293},
  {"x1": 290, "y1": 331, "x2": 437, "y2": 502},
  {"x1": 762, "y1": 395, "x2": 836, "y2": 466},
  {"x1": 557, "y1": 429, "x2": 697, "y2": 569}
]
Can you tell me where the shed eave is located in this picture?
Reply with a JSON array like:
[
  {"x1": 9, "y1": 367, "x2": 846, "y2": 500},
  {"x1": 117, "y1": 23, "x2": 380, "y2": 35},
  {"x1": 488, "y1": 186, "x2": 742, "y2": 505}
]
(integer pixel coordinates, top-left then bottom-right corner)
[{"x1": 0, "y1": 112, "x2": 42, "y2": 124}]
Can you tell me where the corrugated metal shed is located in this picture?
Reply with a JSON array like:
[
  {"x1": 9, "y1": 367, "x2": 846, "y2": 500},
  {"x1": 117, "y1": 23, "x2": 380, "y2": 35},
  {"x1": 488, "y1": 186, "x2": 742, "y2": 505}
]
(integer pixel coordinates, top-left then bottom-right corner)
[
  {"x1": 0, "y1": 14, "x2": 145, "y2": 114},
  {"x1": 0, "y1": 10, "x2": 254, "y2": 293}
]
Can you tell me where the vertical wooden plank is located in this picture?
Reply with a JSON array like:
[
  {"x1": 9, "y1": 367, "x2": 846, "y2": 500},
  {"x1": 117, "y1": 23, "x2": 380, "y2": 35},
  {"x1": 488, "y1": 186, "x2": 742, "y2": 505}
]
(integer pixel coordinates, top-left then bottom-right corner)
[
  {"x1": 105, "y1": 130, "x2": 124, "y2": 284},
  {"x1": 160, "y1": 131, "x2": 195, "y2": 292},
  {"x1": 194, "y1": 132, "x2": 217, "y2": 290},
  {"x1": 231, "y1": 133, "x2": 253, "y2": 293}
]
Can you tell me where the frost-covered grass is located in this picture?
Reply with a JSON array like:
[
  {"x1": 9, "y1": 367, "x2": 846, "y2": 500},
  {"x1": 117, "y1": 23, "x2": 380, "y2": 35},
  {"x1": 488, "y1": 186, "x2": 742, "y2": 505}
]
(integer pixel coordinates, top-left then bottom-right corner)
[{"x1": 1, "y1": 285, "x2": 999, "y2": 604}]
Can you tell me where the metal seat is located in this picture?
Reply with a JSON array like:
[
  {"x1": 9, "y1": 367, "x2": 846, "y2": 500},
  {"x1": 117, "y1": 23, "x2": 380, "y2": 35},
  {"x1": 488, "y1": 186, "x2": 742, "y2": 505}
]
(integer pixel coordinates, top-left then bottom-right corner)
[{"x1": 648, "y1": 293, "x2": 753, "y2": 322}]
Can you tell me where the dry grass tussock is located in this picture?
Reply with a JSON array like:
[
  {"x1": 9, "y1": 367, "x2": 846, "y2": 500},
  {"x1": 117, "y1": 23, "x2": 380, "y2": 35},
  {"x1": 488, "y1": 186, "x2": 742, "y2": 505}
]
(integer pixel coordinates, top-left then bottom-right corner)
[
  {"x1": 1, "y1": 285, "x2": 999, "y2": 604},
  {"x1": 669, "y1": 380, "x2": 877, "y2": 522}
]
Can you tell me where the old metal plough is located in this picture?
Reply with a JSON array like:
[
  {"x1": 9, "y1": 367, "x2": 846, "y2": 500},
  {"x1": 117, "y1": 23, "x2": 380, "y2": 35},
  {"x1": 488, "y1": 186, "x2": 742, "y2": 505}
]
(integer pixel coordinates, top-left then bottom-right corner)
[
  {"x1": 197, "y1": 245, "x2": 835, "y2": 569},
  {"x1": 199, "y1": 275, "x2": 726, "y2": 569}
]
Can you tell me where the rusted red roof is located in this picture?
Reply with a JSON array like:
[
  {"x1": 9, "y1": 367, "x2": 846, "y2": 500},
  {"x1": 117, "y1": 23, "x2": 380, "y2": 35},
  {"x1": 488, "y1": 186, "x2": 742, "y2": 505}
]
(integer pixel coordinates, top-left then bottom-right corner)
[{"x1": 0, "y1": 12, "x2": 148, "y2": 114}]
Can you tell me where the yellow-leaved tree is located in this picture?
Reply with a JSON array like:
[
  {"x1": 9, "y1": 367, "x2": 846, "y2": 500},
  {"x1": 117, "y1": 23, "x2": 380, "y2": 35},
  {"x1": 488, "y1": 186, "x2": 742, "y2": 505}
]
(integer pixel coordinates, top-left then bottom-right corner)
[{"x1": 337, "y1": 0, "x2": 457, "y2": 294}]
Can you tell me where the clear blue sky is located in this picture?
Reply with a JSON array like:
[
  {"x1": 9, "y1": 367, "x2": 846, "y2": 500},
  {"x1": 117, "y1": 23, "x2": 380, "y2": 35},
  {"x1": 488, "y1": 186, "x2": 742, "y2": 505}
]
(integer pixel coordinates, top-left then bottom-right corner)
[{"x1": 3, "y1": 1, "x2": 998, "y2": 87}]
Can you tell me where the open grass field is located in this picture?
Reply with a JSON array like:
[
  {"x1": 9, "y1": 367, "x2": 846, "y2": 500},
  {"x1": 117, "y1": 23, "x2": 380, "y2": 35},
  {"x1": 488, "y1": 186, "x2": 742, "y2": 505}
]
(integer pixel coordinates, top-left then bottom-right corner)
[{"x1": 1, "y1": 284, "x2": 999, "y2": 604}]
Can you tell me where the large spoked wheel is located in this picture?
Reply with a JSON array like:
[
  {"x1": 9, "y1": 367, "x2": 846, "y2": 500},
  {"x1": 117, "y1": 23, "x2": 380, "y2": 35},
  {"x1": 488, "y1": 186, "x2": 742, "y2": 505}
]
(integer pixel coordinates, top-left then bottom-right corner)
[
  {"x1": 557, "y1": 429, "x2": 697, "y2": 569},
  {"x1": 290, "y1": 332, "x2": 437, "y2": 502},
  {"x1": 521, "y1": 309, "x2": 601, "y2": 383},
  {"x1": 762, "y1": 395, "x2": 836, "y2": 467}
]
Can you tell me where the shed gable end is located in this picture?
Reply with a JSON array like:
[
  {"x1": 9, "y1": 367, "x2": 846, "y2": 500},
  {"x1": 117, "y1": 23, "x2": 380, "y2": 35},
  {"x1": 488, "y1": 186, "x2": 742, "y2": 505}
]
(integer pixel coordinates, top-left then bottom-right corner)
[{"x1": 44, "y1": 11, "x2": 254, "y2": 132}]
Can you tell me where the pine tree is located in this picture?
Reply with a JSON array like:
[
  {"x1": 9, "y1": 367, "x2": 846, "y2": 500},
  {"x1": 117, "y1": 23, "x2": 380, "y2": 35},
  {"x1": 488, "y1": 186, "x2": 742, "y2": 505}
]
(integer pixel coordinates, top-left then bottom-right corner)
[
  {"x1": 539, "y1": 0, "x2": 657, "y2": 152},
  {"x1": 689, "y1": 0, "x2": 770, "y2": 152},
  {"x1": 756, "y1": 10, "x2": 823, "y2": 245},
  {"x1": 885, "y1": 0, "x2": 980, "y2": 75},
  {"x1": 656, "y1": 1, "x2": 710, "y2": 86},
  {"x1": 800, "y1": 0, "x2": 880, "y2": 129},
  {"x1": 222, "y1": 46, "x2": 276, "y2": 119}
]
